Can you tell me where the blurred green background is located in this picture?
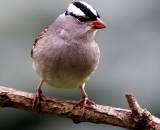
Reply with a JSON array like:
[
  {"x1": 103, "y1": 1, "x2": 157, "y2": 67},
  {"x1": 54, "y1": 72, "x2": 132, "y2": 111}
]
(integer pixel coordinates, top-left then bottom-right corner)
[{"x1": 0, "y1": 0, "x2": 160, "y2": 130}]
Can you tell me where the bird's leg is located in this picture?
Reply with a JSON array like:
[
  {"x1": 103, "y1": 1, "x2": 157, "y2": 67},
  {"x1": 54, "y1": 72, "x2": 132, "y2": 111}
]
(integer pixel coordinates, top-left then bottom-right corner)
[
  {"x1": 32, "y1": 79, "x2": 45, "y2": 113},
  {"x1": 74, "y1": 83, "x2": 95, "y2": 116}
]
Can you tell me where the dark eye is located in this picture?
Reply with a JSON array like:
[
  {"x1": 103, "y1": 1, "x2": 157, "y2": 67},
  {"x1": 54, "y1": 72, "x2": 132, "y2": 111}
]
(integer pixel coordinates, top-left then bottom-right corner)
[{"x1": 77, "y1": 16, "x2": 87, "y2": 22}]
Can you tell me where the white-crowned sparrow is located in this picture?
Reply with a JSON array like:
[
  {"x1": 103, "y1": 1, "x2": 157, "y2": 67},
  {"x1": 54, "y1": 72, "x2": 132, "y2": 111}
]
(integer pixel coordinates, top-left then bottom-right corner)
[{"x1": 31, "y1": 1, "x2": 106, "y2": 115}]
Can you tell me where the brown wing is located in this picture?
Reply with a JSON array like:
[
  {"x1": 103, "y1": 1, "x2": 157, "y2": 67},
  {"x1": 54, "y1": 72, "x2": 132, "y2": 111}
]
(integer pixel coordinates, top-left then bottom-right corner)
[{"x1": 31, "y1": 26, "x2": 50, "y2": 58}]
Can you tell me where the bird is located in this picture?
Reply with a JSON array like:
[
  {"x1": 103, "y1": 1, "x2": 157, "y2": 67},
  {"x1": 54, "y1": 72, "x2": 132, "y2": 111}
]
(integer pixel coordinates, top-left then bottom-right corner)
[{"x1": 31, "y1": 1, "x2": 106, "y2": 115}]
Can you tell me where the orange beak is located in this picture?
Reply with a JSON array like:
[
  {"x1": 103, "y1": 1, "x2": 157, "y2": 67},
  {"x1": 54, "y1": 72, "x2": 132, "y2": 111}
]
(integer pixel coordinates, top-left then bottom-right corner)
[{"x1": 90, "y1": 18, "x2": 106, "y2": 29}]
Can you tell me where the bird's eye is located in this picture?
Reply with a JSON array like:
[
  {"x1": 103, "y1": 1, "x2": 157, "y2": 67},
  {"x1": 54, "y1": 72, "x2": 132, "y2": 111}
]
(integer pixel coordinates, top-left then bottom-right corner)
[{"x1": 77, "y1": 16, "x2": 87, "y2": 22}]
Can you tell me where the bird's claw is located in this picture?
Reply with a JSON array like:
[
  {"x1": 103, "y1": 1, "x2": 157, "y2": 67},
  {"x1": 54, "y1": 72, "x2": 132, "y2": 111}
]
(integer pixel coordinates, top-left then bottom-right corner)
[
  {"x1": 73, "y1": 96, "x2": 95, "y2": 116},
  {"x1": 32, "y1": 89, "x2": 45, "y2": 113}
]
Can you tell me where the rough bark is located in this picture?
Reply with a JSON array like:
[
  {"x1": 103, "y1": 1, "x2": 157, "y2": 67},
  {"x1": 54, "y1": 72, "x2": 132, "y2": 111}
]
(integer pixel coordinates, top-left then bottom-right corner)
[{"x1": 0, "y1": 86, "x2": 160, "y2": 129}]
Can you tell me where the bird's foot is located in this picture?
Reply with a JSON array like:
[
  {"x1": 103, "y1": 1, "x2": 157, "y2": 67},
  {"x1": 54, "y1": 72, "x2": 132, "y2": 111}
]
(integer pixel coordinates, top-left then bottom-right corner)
[
  {"x1": 73, "y1": 96, "x2": 95, "y2": 116},
  {"x1": 32, "y1": 88, "x2": 45, "y2": 113}
]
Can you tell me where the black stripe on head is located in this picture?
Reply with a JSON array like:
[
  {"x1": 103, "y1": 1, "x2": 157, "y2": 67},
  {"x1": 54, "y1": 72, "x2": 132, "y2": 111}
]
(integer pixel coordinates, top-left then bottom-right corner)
[{"x1": 73, "y1": 1, "x2": 100, "y2": 21}]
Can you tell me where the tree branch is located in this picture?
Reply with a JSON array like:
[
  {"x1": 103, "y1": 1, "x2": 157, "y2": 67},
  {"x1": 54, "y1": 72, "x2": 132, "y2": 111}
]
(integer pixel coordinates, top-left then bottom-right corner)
[{"x1": 0, "y1": 86, "x2": 160, "y2": 129}]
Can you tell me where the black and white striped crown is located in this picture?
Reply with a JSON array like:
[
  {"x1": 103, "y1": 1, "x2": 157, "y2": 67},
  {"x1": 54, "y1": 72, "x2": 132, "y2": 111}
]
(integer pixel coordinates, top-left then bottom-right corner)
[{"x1": 64, "y1": 1, "x2": 100, "y2": 22}]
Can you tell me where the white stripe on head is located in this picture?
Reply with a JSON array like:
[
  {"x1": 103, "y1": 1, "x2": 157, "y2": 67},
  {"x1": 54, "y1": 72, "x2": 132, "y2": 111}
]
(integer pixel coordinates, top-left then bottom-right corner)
[
  {"x1": 79, "y1": 1, "x2": 97, "y2": 16},
  {"x1": 67, "y1": 3, "x2": 85, "y2": 16}
]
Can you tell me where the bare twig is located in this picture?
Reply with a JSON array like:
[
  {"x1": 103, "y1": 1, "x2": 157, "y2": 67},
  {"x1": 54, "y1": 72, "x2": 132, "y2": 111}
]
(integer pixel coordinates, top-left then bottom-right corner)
[
  {"x1": 0, "y1": 86, "x2": 160, "y2": 129},
  {"x1": 126, "y1": 93, "x2": 160, "y2": 130}
]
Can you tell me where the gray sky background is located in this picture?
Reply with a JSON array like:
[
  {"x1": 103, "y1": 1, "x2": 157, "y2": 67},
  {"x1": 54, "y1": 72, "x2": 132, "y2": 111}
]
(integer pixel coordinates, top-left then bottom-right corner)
[{"x1": 0, "y1": 0, "x2": 160, "y2": 130}]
